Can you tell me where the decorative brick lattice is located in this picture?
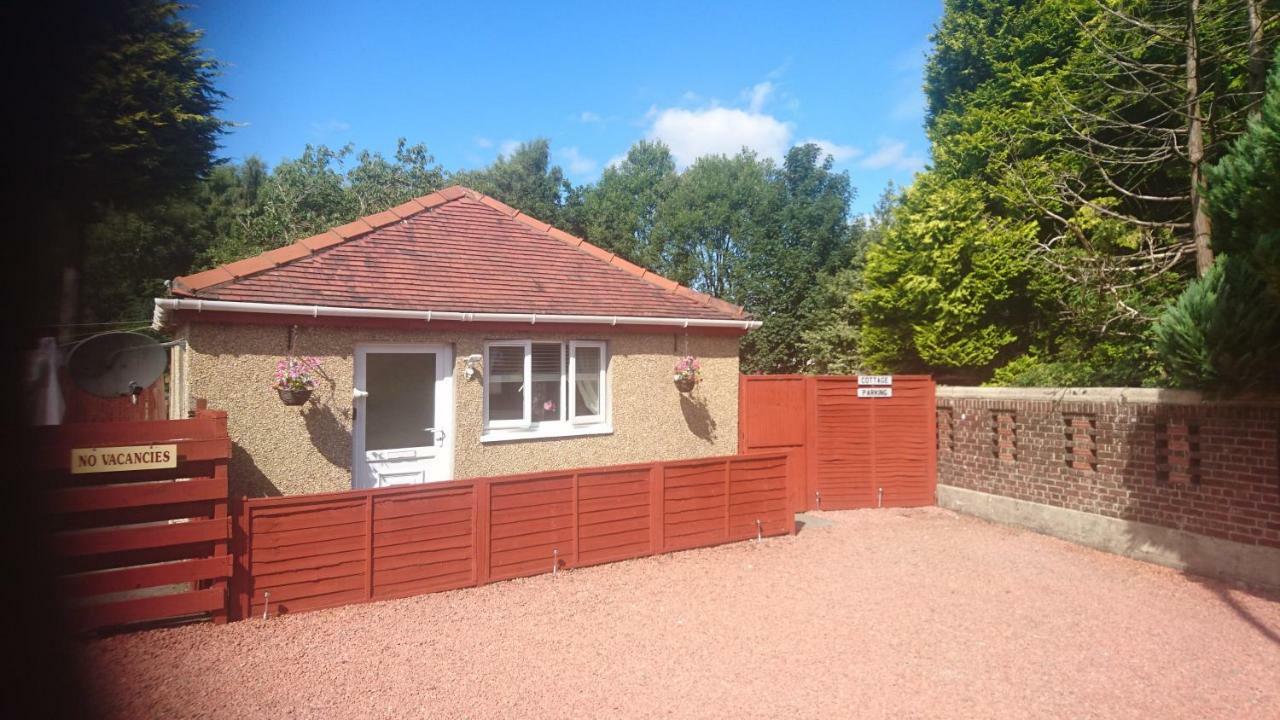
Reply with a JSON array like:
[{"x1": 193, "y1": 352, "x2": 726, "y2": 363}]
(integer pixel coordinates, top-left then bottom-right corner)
[
  {"x1": 992, "y1": 410, "x2": 1017, "y2": 463},
  {"x1": 937, "y1": 407, "x2": 954, "y2": 453},
  {"x1": 936, "y1": 394, "x2": 1280, "y2": 549},
  {"x1": 1156, "y1": 419, "x2": 1201, "y2": 485},
  {"x1": 1064, "y1": 413, "x2": 1098, "y2": 473}
]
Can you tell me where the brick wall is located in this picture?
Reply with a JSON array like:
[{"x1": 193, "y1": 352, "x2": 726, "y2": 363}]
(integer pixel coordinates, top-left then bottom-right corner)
[{"x1": 936, "y1": 387, "x2": 1280, "y2": 549}]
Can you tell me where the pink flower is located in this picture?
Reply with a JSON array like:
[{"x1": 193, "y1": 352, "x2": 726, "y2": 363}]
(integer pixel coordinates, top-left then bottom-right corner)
[
  {"x1": 273, "y1": 355, "x2": 323, "y2": 391},
  {"x1": 543, "y1": 400, "x2": 556, "y2": 411}
]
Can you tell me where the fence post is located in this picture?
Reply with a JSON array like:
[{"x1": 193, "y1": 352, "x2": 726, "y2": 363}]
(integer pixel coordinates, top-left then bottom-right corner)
[
  {"x1": 571, "y1": 473, "x2": 580, "y2": 569},
  {"x1": 209, "y1": 459, "x2": 229, "y2": 624},
  {"x1": 364, "y1": 494, "x2": 374, "y2": 600},
  {"x1": 723, "y1": 458, "x2": 731, "y2": 541},
  {"x1": 474, "y1": 479, "x2": 491, "y2": 586},
  {"x1": 787, "y1": 449, "x2": 800, "y2": 535},
  {"x1": 927, "y1": 378, "x2": 939, "y2": 504},
  {"x1": 649, "y1": 462, "x2": 664, "y2": 555},
  {"x1": 805, "y1": 376, "x2": 819, "y2": 512},
  {"x1": 231, "y1": 495, "x2": 252, "y2": 621}
]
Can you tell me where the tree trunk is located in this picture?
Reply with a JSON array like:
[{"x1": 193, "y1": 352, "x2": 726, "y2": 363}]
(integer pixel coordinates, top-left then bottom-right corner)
[
  {"x1": 1187, "y1": 0, "x2": 1213, "y2": 276},
  {"x1": 1247, "y1": 0, "x2": 1266, "y2": 110}
]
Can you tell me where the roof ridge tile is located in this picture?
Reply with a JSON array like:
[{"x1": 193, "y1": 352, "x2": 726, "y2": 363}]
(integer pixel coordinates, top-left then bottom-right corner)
[
  {"x1": 479, "y1": 195, "x2": 519, "y2": 217},
  {"x1": 332, "y1": 218, "x2": 375, "y2": 239},
  {"x1": 389, "y1": 198, "x2": 426, "y2": 218}
]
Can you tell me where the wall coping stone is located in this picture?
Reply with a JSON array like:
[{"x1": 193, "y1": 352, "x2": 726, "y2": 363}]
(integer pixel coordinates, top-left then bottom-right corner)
[{"x1": 937, "y1": 386, "x2": 1280, "y2": 407}]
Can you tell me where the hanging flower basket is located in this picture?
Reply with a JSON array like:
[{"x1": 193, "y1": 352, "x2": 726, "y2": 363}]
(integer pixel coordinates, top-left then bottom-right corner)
[
  {"x1": 273, "y1": 356, "x2": 322, "y2": 406},
  {"x1": 276, "y1": 387, "x2": 313, "y2": 406},
  {"x1": 673, "y1": 355, "x2": 702, "y2": 393}
]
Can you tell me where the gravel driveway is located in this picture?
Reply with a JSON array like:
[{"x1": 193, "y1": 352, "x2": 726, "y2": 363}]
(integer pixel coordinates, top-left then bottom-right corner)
[{"x1": 78, "y1": 507, "x2": 1280, "y2": 719}]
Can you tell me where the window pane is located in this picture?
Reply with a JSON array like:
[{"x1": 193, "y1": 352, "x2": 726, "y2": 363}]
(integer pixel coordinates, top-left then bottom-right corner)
[
  {"x1": 575, "y1": 346, "x2": 602, "y2": 417},
  {"x1": 366, "y1": 353, "x2": 436, "y2": 450},
  {"x1": 531, "y1": 342, "x2": 563, "y2": 422},
  {"x1": 488, "y1": 345, "x2": 524, "y2": 422}
]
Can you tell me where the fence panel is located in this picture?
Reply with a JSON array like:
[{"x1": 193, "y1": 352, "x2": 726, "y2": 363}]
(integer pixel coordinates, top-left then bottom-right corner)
[
  {"x1": 740, "y1": 374, "x2": 937, "y2": 511},
  {"x1": 35, "y1": 407, "x2": 232, "y2": 632},
  {"x1": 235, "y1": 451, "x2": 794, "y2": 619}
]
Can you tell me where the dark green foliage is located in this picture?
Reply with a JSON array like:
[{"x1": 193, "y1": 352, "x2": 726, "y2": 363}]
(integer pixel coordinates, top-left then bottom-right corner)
[
  {"x1": 579, "y1": 140, "x2": 677, "y2": 270},
  {"x1": 1205, "y1": 47, "x2": 1280, "y2": 293},
  {"x1": 63, "y1": 0, "x2": 227, "y2": 205},
  {"x1": 1154, "y1": 256, "x2": 1280, "y2": 390},
  {"x1": 1155, "y1": 46, "x2": 1280, "y2": 391},
  {"x1": 19, "y1": 0, "x2": 229, "y2": 327},
  {"x1": 738, "y1": 145, "x2": 855, "y2": 372}
]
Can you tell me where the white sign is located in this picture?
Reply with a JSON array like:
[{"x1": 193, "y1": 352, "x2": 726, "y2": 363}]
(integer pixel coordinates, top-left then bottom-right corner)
[
  {"x1": 857, "y1": 387, "x2": 893, "y2": 398},
  {"x1": 858, "y1": 375, "x2": 893, "y2": 386}
]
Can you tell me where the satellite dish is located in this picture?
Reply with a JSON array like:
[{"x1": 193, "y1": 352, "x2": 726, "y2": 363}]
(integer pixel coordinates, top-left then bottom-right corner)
[{"x1": 67, "y1": 331, "x2": 169, "y2": 398}]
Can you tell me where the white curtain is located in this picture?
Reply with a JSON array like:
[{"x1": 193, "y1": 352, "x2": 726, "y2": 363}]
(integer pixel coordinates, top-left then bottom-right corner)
[
  {"x1": 575, "y1": 374, "x2": 600, "y2": 416},
  {"x1": 574, "y1": 346, "x2": 602, "y2": 416}
]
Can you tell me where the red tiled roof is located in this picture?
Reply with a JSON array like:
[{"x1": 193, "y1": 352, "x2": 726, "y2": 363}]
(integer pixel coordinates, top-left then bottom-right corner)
[{"x1": 171, "y1": 186, "x2": 748, "y2": 321}]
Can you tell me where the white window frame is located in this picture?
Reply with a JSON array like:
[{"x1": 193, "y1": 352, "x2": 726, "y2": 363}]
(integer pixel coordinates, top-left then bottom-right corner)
[
  {"x1": 482, "y1": 339, "x2": 612, "y2": 443},
  {"x1": 483, "y1": 340, "x2": 531, "y2": 430},
  {"x1": 568, "y1": 340, "x2": 608, "y2": 425}
]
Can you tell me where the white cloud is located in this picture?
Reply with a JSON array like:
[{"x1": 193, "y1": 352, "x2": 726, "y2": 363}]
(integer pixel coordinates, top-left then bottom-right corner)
[
  {"x1": 558, "y1": 146, "x2": 598, "y2": 176},
  {"x1": 605, "y1": 153, "x2": 628, "y2": 170},
  {"x1": 859, "y1": 139, "x2": 926, "y2": 172},
  {"x1": 579, "y1": 111, "x2": 602, "y2": 123},
  {"x1": 745, "y1": 81, "x2": 774, "y2": 113},
  {"x1": 798, "y1": 138, "x2": 863, "y2": 162},
  {"x1": 499, "y1": 139, "x2": 521, "y2": 157},
  {"x1": 474, "y1": 136, "x2": 494, "y2": 149},
  {"x1": 639, "y1": 76, "x2": 859, "y2": 170},
  {"x1": 647, "y1": 107, "x2": 793, "y2": 167}
]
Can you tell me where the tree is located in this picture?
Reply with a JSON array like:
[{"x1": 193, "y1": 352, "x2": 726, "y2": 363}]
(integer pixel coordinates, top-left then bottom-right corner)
[
  {"x1": 861, "y1": 0, "x2": 1278, "y2": 386},
  {"x1": 858, "y1": 174, "x2": 1039, "y2": 381},
  {"x1": 199, "y1": 140, "x2": 446, "y2": 267},
  {"x1": 652, "y1": 151, "x2": 778, "y2": 302},
  {"x1": 1204, "y1": 45, "x2": 1280, "y2": 292},
  {"x1": 1053, "y1": 0, "x2": 1277, "y2": 277},
  {"x1": 21, "y1": 0, "x2": 228, "y2": 329},
  {"x1": 739, "y1": 144, "x2": 854, "y2": 372},
  {"x1": 1153, "y1": 255, "x2": 1280, "y2": 389},
  {"x1": 799, "y1": 183, "x2": 897, "y2": 374},
  {"x1": 579, "y1": 140, "x2": 678, "y2": 269},
  {"x1": 1155, "y1": 46, "x2": 1280, "y2": 390}
]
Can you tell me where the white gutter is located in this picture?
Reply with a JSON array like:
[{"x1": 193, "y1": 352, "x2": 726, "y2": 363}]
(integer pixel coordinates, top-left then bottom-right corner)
[{"x1": 153, "y1": 298, "x2": 762, "y2": 331}]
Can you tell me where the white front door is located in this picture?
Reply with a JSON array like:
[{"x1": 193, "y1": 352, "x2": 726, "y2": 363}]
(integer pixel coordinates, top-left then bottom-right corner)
[{"x1": 353, "y1": 344, "x2": 454, "y2": 489}]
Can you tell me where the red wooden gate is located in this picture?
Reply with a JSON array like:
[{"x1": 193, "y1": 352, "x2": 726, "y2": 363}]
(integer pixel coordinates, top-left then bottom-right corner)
[
  {"x1": 739, "y1": 375, "x2": 937, "y2": 511},
  {"x1": 34, "y1": 407, "x2": 233, "y2": 632}
]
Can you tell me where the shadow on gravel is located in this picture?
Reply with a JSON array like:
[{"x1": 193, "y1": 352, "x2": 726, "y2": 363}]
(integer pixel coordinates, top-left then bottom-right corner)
[
  {"x1": 1187, "y1": 576, "x2": 1280, "y2": 646},
  {"x1": 794, "y1": 512, "x2": 835, "y2": 535}
]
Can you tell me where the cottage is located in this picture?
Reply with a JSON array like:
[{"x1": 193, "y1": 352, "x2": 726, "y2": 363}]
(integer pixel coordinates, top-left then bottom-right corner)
[{"x1": 154, "y1": 186, "x2": 759, "y2": 497}]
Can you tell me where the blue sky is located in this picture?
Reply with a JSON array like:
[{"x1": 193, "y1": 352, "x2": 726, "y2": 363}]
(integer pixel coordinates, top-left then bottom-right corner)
[{"x1": 186, "y1": 1, "x2": 941, "y2": 213}]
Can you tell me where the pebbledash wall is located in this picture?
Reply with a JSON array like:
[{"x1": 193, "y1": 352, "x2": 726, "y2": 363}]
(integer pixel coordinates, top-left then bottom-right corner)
[
  {"x1": 935, "y1": 386, "x2": 1280, "y2": 588},
  {"x1": 177, "y1": 321, "x2": 739, "y2": 497}
]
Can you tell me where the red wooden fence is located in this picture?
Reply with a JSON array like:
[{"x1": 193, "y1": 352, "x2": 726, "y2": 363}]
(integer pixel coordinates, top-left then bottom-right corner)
[
  {"x1": 232, "y1": 451, "x2": 797, "y2": 619},
  {"x1": 34, "y1": 407, "x2": 233, "y2": 632},
  {"x1": 740, "y1": 375, "x2": 937, "y2": 511}
]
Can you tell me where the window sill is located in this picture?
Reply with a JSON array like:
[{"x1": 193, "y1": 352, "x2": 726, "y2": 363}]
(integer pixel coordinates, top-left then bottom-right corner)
[{"x1": 480, "y1": 423, "x2": 614, "y2": 444}]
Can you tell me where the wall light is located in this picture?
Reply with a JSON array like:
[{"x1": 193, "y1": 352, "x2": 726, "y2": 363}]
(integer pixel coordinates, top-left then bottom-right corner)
[{"x1": 463, "y1": 353, "x2": 483, "y2": 380}]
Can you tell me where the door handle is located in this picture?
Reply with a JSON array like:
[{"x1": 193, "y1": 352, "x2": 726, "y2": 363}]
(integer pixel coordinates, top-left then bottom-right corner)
[
  {"x1": 353, "y1": 388, "x2": 369, "y2": 399},
  {"x1": 425, "y1": 427, "x2": 447, "y2": 445}
]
